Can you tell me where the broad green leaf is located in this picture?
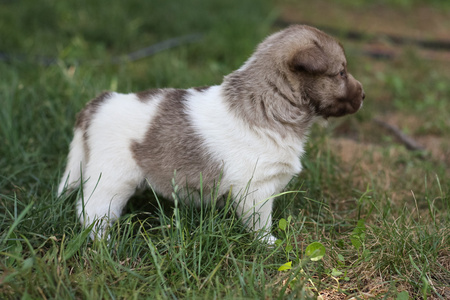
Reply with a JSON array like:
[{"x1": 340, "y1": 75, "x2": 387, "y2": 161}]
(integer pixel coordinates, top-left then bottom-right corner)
[
  {"x1": 350, "y1": 219, "x2": 366, "y2": 250},
  {"x1": 396, "y1": 291, "x2": 409, "y2": 300},
  {"x1": 285, "y1": 243, "x2": 293, "y2": 253},
  {"x1": 352, "y1": 219, "x2": 366, "y2": 235},
  {"x1": 337, "y1": 254, "x2": 345, "y2": 262},
  {"x1": 331, "y1": 268, "x2": 343, "y2": 277},
  {"x1": 278, "y1": 261, "x2": 292, "y2": 271},
  {"x1": 278, "y1": 218, "x2": 287, "y2": 231},
  {"x1": 305, "y1": 242, "x2": 326, "y2": 261}
]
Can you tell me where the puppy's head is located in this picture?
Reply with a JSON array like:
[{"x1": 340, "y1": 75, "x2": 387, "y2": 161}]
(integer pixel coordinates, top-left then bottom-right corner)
[{"x1": 253, "y1": 25, "x2": 365, "y2": 119}]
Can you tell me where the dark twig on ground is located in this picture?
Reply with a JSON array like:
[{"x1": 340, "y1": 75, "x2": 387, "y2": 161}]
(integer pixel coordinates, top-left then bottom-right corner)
[
  {"x1": 373, "y1": 118, "x2": 426, "y2": 153},
  {"x1": 276, "y1": 20, "x2": 450, "y2": 51},
  {"x1": 0, "y1": 33, "x2": 203, "y2": 66},
  {"x1": 111, "y1": 33, "x2": 203, "y2": 64}
]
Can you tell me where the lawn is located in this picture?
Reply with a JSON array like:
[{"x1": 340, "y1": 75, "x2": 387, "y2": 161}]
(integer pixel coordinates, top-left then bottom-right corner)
[{"x1": 1, "y1": 0, "x2": 449, "y2": 299}]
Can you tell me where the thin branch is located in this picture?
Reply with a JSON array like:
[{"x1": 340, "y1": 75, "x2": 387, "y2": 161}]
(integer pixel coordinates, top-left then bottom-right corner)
[
  {"x1": 275, "y1": 20, "x2": 450, "y2": 52},
  {"x1": 372, "y1": 118, "x2": 426, "y2": 152},
  {"x1": 0, "y1": 33, "x2": 203, "y2": 66},
  {"x1": 111, "y1": 33, "x2": 203, "y2": 64}
]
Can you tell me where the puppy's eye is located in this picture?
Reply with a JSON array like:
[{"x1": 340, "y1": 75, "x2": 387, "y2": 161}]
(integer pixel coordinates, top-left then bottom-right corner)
[{"x1": 339, "y1": 70, "x2": 346, "y2": 77}]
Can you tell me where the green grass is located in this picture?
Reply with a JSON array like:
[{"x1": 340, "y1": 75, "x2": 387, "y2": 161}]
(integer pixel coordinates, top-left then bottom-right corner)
[{"x1": 1, "y1": 0, "x2": 450, "y2": 299}]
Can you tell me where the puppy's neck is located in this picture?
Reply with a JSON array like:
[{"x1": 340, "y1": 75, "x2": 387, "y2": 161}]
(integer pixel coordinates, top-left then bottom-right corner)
[{"x1": 221, "y1": 68, "x2": 316, "y2": 139}]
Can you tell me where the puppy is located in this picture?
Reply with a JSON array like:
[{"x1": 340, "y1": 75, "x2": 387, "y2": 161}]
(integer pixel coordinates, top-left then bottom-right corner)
[{"x1": 58, "y1": 25, "x2": 365, "y2": 243}]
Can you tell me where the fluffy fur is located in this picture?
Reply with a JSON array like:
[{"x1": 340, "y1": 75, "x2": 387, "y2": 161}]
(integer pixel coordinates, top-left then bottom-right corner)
[{"x1": 58, "y1": 25, "x2": 365, "y2": 243}]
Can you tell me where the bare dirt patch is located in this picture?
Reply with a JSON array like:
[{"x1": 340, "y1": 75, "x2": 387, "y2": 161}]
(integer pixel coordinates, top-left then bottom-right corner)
[
  {"x1": 278, "y1": 1, "x2": 450, "y2": 62},
  {"x1": 279, "y1": 1, "x2": 450, "y2": 40}
]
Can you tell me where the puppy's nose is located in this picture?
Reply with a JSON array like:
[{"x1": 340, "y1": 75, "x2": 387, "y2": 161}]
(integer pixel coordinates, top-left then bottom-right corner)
[{"x1": 362, "y1": 92, "x2": 366, "y2": 100}]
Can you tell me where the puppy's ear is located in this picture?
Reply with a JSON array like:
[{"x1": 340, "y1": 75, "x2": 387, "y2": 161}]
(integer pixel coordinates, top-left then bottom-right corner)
[{"x1": 289, "y1": 44, "x2": 328, "y2": 74}]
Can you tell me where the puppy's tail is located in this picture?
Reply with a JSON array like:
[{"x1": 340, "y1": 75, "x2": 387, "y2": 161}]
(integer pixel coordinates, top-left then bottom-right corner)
[{"x1": 57, "y1": 128, "x2": 86, "y2": 196}]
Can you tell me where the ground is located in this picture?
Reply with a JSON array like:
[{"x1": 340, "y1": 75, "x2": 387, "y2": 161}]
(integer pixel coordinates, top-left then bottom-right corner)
[{"x1": 0, "y1": 0, "x2": 449, "y2": 299}]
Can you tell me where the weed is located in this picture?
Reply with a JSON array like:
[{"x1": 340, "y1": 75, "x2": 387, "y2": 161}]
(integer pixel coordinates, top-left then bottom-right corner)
[{"x1": 1, "y1": 0, "x2": 450, "y2": 299}]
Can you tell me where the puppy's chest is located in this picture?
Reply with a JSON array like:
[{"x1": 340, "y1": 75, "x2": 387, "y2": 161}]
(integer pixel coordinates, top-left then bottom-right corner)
[
  {"x1": 243, "y1": 136, "x2": 305, "y2": 179},
  {"x1": 186, "y1": 87, "x2": 305, "y2": 180}
]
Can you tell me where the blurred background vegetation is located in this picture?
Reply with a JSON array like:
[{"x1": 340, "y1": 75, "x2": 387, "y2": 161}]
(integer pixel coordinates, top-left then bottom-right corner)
[{"x1": 1, "y1": 0, "x2": 449, "y2": 299}]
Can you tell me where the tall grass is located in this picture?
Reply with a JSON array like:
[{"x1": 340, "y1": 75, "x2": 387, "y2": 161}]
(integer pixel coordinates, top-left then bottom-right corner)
[{"x1": 1, "y1": 0, "x2": 449, "y2": 299}]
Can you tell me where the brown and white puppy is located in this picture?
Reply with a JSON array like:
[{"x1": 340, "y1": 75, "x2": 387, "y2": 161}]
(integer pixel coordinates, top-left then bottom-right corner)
[{"x1": 58, "y1": 25, "x2": 365, "y2": 243}]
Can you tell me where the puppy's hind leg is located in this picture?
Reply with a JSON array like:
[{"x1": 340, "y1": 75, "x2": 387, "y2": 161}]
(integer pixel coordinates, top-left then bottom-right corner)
[
  {"x1": 58, "y1": 129, "x2": 86, "y2": 196},
  {"x1": 77, "y1": 164, "x2": 142, "y2": 240}
]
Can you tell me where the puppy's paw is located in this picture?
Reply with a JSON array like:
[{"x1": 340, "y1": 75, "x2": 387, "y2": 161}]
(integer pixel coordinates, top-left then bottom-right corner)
[{"x1": 262, "y1": 234, "x2": 278, "y2": 245}]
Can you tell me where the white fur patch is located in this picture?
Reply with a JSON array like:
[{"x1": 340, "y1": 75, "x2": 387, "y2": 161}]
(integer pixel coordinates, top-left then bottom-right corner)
[
  {"x1": 185, "y1": 86, "x2": 306, "y2": 233},
  {"x1": 186, "y1": 86, "x2": 304, "y2": 190},
  {"x1": 59, "y1": 93, "x2": 163, "y2": 232}
]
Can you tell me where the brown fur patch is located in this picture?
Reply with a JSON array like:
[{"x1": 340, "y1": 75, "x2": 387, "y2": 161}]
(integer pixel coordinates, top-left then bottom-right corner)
[
  {"x1": 75, "y1": 92, "x2": 112, "y2": 130},
  {"x1": 223, "y1": 25, "x2": 364, "y2": 131},
  {"x1": 131, "y1": 89, "x2": 222, "y2": 198},
  {"x1": 75, "y1": 92, "x2": 113, "y2": 162},
  {"x1": 136, "y1": 89, "x2": 163, "y2": 102},
  {"x1": 193, "y1": 86, "x2": 211, "y2": 92}
]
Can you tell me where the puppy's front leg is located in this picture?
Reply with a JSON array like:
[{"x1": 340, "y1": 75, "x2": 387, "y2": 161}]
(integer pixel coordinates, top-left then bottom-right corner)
[{"x1": 235, "y1": 186, "x2": 278, "y2": 244}]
